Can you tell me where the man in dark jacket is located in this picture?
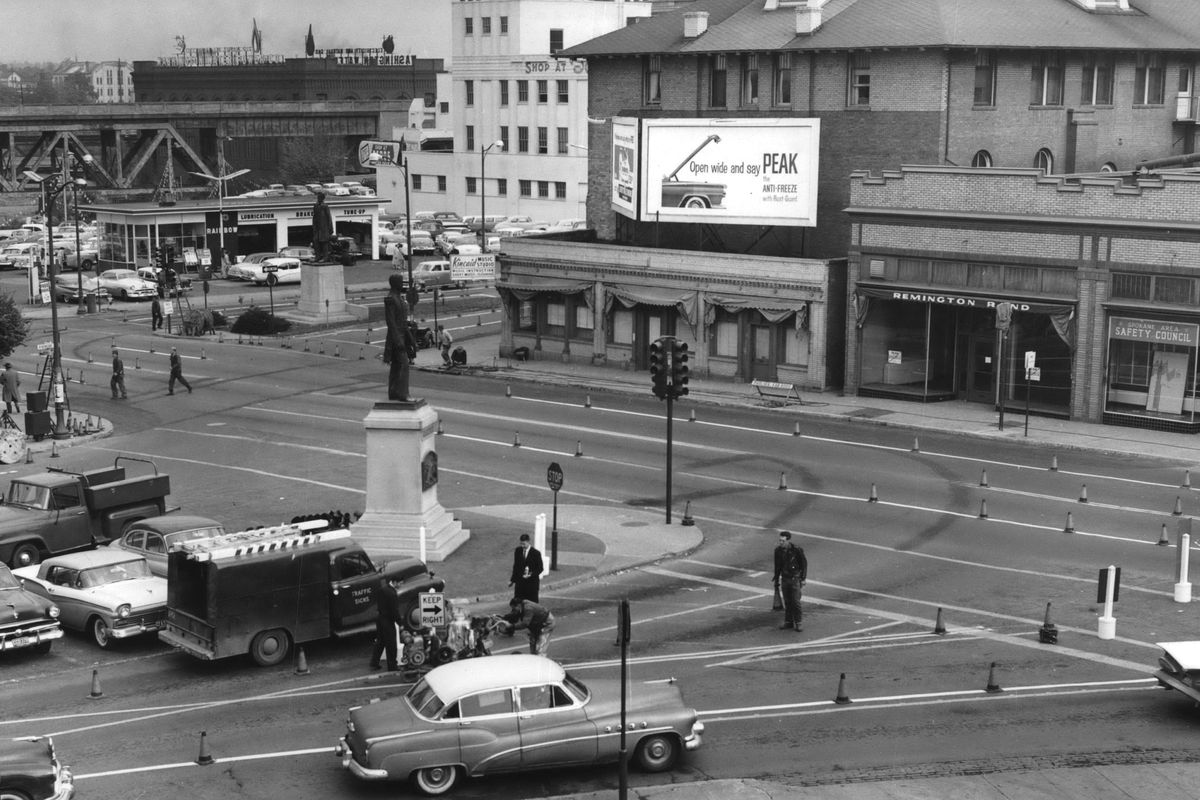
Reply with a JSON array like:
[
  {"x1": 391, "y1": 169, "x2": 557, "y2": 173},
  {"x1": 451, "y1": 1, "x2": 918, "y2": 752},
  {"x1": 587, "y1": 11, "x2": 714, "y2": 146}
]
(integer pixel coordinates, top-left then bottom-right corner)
[
  {"x1": 772, "y1": 530, "x2": 807, "y2": 632},
  {"x1": 508, "y1": 533, "x2": 544, "y2": 602},
  {"x1": 503, "y1": 597, "x2": 555, "y2": 655},
  {"x1": 110, "y1": 349, "x2": 127, "y2": 400},
  {"x1": 369, "y1": 577, "x2": 401, "y2": 671}
]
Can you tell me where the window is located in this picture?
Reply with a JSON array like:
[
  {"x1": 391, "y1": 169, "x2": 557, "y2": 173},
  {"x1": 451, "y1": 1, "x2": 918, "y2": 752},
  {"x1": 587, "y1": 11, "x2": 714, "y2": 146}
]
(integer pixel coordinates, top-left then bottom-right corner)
[
  {"x1": 519, "y1": 179, "x2": 532, "y2": 197},
  {"x1": 555, "y1": 181, "x2": 566, "y2": 199},
  {"x1": 437, "y1": 176, "x2": 447, "y2": 192},
  {"x1": 546, "y1": 301, "x2": 566, "y2": 335},
  {"x1": 1111, "y1": 273, "x2": 1151, "y2": 301},
  {"x1": 537, "y1": 80, "x2": 548, "y2": 103},
  {"x1": 500, "y1": 126, "x2": 509, "y2": 149},
  {"x1": 460, "y1": 690, "x2": 513, "y2": 718},
  {"x1": 556, "y1": 80, "x2": 568, "y2": 103},
  {"x1": 974, "y1": 51, "x2": 995, "y2": 106},
  {"x1": 517, "y1": 80, "x2": 529, "y2": 102},
  {"x1": 971, "y1": 150, "x2": 993, "y2": 167},
  {"x1": 496, "y1": 178, "x2": 507, "y2": 196},
  {"x1": 482, "y1": 17, "x2": 492, "y2": 35},
  {"x1": 466, "y1": 177, "x2": 478, "y2": 194},
  {"x1": 708, "y1": 54, "x2": 727, "y2": 107},
  {"x1": 550, "y1": 28, "x2": 563, "y2": 54},
  {"x1": 848, "y1": 53, "x2": 870, "y2": 106},
  {"x1": 538, "y1": 181, "x2": 549, "y2": 198},
  {"x1": 465, "y1": 125, "x2": 475, "y2": 152},
  {"x1": 412, "y1": 175, "x2": 423, "y2": 190},
  {"x1": 557, "y1": 127, "x2": 568, "y2": 155},
  {"x1": 1030, "y1": 52, "x2": 1064, "y2": 106},
  {"x1": 644, "y1": 55, "x2": 662, "y2": 104},
  {"x1": 518, "y1": 126, "x2": 529, "y2": 153},
  {"x1": 1034, "y1": 148, "x2": 1054, "y2": 174},
  {"x1": 773, "y1": 53, "x2": 791, "y2": 105},
  {"x1": 574, "y1": 302, "x2": 593, "y2": 333},
  {"x1": 741, "y1": 54, "x2": 758, "y2": 106},
  {"x1": 713, "y1": 310, "x2": 738, "y2": 357},
  {"x1": 1081, "y1": 54, "x2": 1114, "y2": 105},
  {"x1": 1156, "y1": 276, "x2": 1194, "y2": 304},
  {"x1": 464, "y1": 17, "x2": 474, "y2": 36},
  {"x1": 500, "y1": 16, "x2": 508, "y2": 34},
  {"x1": 537, "y1": 127, "x2": 548, "y2": 154},
  {"x1": 465, "y1": 80, "x2": 474, "y2": 106},
  {"x1": 1135, "y1": 52, "x2": 1166, "y2": 105},
  {"x1": 500, "y1": 81, "x2": 509, "y2": 106}
]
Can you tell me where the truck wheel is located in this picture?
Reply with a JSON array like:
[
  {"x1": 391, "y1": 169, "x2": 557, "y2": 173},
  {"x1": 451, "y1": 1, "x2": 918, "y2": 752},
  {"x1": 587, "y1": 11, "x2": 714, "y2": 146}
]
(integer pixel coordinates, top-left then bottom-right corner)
[
  {"x1": 634, "y1": 733, "x2": 679, "y2": 772},
  {"x1": 90, "y1": 617, "x2": 113, "y2": 648},
  {"x1": 249, "y1": 628, "x2": 291, "y2": 667},
  {"x1": 10, "y1": 543, "x2": 40, "y2": 568},
  {"x1": 412, "y1": 765, "x2": 459, "y2": 796},
  {"x1": 0, "y1": 788, "x2": 36, "y2": 800}
]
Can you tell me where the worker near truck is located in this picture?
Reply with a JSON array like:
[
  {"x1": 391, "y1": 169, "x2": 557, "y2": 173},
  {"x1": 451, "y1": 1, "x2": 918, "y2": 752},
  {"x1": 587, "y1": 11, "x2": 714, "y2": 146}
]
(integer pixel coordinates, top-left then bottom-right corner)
[
  {"x1": 502, "y1": 597, "x2": 556, "y2": 656},
  {"x1": 369, "y1": 576, "x2": 401, "y2": 671}
]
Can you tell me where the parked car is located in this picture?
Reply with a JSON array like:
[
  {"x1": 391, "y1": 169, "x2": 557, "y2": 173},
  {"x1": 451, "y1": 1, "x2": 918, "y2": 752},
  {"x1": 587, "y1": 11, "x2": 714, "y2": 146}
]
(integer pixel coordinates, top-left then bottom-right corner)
[
  {"x1": 136, "y1": 266, "x2": 193, "y2": 297},
  {"x1": 0, "y1": 562, "x2": 62, "y2": 656},
  {"x1": 0, "y1": 736, "x2": 74, "y2": 800},
  {"x1": 14, "y1": 550, "x2": 167, "y2": 648},
  {"x1": 413, "y1": 219, "x2": 448, "y2": 238},
  {"x1": 0, "y1": 242, "x2": 40, "y2": 270},
  {"x1": 437, "y1": 232, "x2": 482, "y2": 256},
  {"x1": 243, "y1": 256, "x2": 302, "y2": 286},
  {"x1": 107, "y1": 515, "x2": 226, "y2": 578},
  {"x1": 329, "y1": 236, "x2": 364, "y2": 265},
  {"x1": 431, "y1": 211, "x2": 463, "y2": 224},
  {"x1": 546, "y1": 218, "x2": 588, "y2": 233},
  {"x1": 335, "y1": 654, "x2": 703, "y2": 795},
  {"x1": 51, "y1": 273, "x2": 109, "y2": 304},
  {"x1": 279, "y1": 245, "x2": 317, "y2": 263},
  {"x1": 412, "y1": 260, "x2": 462, "y2": 291},
  {"x1": 96, "y1": 269, "x2": 158, "y2": 301},
  {"x1": 1155, "y1": 641, "x2": 1200, "y2": 705},
  {"x1": 321, "y1": 182, "x2": 351, "y2": 196},
  {"x1": 387, "y1": 231, "x2": 436, "y2": 257},
  {"x1": 463, "y1": 214, "x2": 506, "y2": 233},
  {"x1": 55, "y1": 242, "x2": 99, "y2": 271},
  {"x1": 227, "y1": 252, "x2": 278, "y2": 281}
]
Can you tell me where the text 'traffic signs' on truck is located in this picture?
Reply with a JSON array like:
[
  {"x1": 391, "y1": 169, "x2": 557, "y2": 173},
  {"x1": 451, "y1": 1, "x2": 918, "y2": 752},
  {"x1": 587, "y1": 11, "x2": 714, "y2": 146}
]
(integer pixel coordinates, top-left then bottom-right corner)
[{"x1": 158, "y1": 521, "x2": 445, "y2": 667}]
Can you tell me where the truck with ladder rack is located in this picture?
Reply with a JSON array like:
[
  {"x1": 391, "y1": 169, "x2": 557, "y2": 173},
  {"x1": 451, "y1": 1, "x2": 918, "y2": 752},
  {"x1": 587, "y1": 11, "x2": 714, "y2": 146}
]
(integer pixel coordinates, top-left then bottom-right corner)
[{"x1": 158, "y1": 521, "x2": 444, "y2": 667}]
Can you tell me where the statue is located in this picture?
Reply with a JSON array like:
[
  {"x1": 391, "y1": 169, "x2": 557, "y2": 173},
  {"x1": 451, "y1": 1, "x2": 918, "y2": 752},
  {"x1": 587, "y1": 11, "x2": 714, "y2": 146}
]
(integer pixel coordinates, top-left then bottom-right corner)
[
  {"x1": 383, "y1": 274, "x2": 417, "y2": 401},
  {"x1": 311, "y1": 192, "x2": 334, "y2": 263}
]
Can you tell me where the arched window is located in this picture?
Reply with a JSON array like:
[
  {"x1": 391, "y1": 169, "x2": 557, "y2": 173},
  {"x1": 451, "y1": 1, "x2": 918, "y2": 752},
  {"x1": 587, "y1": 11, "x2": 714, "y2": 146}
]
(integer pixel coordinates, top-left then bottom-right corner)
[
  {"x1": 1100, "y1": 162, "x2": 1118, "y2": 173},
  {"x1": 1034, "y1": 148, "x2": 1054, "y2": 174},
  {"x1": 971, "y1": 150, "x2": 993, "y2": 167}
]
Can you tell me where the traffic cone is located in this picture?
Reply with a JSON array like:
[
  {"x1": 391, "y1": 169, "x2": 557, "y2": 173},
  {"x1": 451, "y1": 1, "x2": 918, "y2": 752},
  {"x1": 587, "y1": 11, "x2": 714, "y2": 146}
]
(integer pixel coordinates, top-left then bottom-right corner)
[
  {"x1": 51, "y1": 441, "x2": 59, "y2": 458},
  {"x1": 1079, "y1": 484, "x2": 1088, "y2": 503},
  {"x1": 295, "y1": 647, "x2": 310, "y2": 675},
  {"x1": 868, "y1": 483, "x2": 878, "y2": 503},
  {"x1": 1049, "y1": 455, "x2": 1058, "y2": 471},
  {"x1": 358, "y1": 347, "x2": 365, "y2": 360},
  {"x1": 834, "y1": 673, "x2": 852, "y2": 704},
  {"x1": 513, "y1": 431, "x2": 521, "y2": 447},
  {"x1": 88, "y1": 668, "x2": 103, "y2": 699},
  {"x1": 1185, "y1": 469, "x2": 1192, "y2": 490},
  {"x1": 793, "y1": 422, "x2": 800, "y2": 437},
  {"x1": 1064, "y1": 512, "x2": 1075, "y2": 533},
  {"x1": 201, "y1": 348, "x2": 207, "y2": 359},
  {"x1": 978, "y1": 499, "x2": 988, "y2": 519},
  {"x1": 437, "y1": 419, "x2": 444, "y2": 435},
  {"x1": 476, "y1": 315, "x2": 482, "y2": 326},
  {"x1": 1038, "y1": 602, "x2": 1058, "y2": 644},
  {"x1": 196, "y1": 731, "x2": 214, "y2": 766},
  {"x1": 334, "y1": 345, "x2": 341, "y2": 358},
  {"x1": 303, "y1": 339, "x2": 310, "y2": 352},
  {"x1": 911, "y1": 437, "x2": 919, "y2": 452},
  {"x1": 688, "y1": 408, "x2": 696, "y2": 422},
  {"x1": 584, "y1": 394, "x2": 591, "y2": 408},
  {"x1": 980, "y1": 469, "x2": 988, "y2": 487},
  {"x1": 87, "y1": 351, "x2": 93, "y2": 363},
  {"x1": 680, "y1": 501, "x2": 695, "y2": 527},
  {"x1": 319, "y1": 341, "x2": 326, "y2": 354},
  {"x1": 24, "y1": 447, "x2": 32, "y2": 464},
  {"x1": 364, "y1": 330, "x2": 371, "y2": 344},
  {"x1": 778, "y1": 472, "x2": 788, "y2": 490},
  {"x1": 134, "y1": 357, "x2": 140, "y2": 369},
  {"x1": 218, "y1": 332, "x2": 224, "y2": 344},
  {"x1": 1173, "y1": 496, "x2": 1184, "y2": 516},
  {"x1": 78, "y1": 370, "x2": 84, "y2": 384},
  {"x1": 933, "y1": 607, "x2": 946, "y2": 635},
  {"x1": 149, "y1": 343, "x2": 155, "y2": 353},
  {"x1": 574, "y1": 440, "x2": 582, "y2": 457},
  {"x1": 1158, "y1": 523, "x2": 1170, "y2": 546},
  {"x1": 985, "y1": 662, "x2": 1003, "y2": 693},
  {"x1": 506, "y1": 382, "x2": 512, "y2": 398}
]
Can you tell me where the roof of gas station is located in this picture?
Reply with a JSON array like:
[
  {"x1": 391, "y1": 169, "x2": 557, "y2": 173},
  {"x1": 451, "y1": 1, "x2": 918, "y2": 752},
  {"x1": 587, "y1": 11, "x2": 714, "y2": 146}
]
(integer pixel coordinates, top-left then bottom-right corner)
[{"x1": 79, "y1": 194, "x2": 390, "y2": 219}]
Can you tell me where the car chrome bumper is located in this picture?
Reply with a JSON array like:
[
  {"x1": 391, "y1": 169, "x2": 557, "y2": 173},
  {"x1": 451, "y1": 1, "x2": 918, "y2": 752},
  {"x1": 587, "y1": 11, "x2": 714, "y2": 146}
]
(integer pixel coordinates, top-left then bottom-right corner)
[
  {"x1": 0, "y1": 625, "x2": 63, "y2": 651},
  {"x1": 684, "y1": 721, "x2": 704, "y2": 751},
  {"x1": 111, "y1": 622, "x2": 161, "y2": 639},
  {"x1": 336, "y1": 737, "x2": 389, "y2": 780},
  {"x1": 52, "y1": 766, "x2": 75, "y2": 799},
  {"x1": 1155, "y1": 669, "x2": 1200, "y2": 703}
]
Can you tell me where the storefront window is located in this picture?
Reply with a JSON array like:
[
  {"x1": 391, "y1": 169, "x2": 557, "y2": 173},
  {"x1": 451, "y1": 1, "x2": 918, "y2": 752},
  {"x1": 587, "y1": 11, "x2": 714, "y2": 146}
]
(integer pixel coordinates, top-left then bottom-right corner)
[
  {"x1": 714, "y1": 318, "x2": 737, "y2": 357},
  {"x1": 517, "y1": 299, "x2": 537, "y2": 331},
  {"x1": 610, "y1": 309, "x2": 633, "y2": 345},
  {"x1": 546, "y1": 300, "x2": 566, "y2": 336},
  {"x1": 573, "y1": 301, "x2": 592, "y2": 338},
  {"x1": 1105, "y1": 316, "x2": 1199, "y2": 424},
  {"x1": 784, "y1": 326, "x2": 810, "y2": 366}
]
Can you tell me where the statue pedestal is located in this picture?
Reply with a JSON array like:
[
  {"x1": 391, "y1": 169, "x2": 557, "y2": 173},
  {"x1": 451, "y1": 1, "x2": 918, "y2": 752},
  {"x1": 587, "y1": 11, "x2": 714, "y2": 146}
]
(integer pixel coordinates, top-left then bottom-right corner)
[
  {"x1": 351, "y1": 400, "x2": 468, "y2": 562},
  {"x1": 290, "y1": 262, "x2": 360, "y2": 324}
]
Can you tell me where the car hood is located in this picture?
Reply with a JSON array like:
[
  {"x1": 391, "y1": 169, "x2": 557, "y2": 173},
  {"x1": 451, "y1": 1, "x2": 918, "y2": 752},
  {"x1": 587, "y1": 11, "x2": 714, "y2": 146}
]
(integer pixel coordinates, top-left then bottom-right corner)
[
  {"x1": 0, "y1": 504, "x2": 50, "y2": 531},
  {"x1": 349, "y1": 696, "x2": 426, "y2": 744},
  {"x1": 586, "y1": 677, "x2": 690, "y2": 713},
  {"x1": 0, "y1": 585, "x2": 55, "y2": 623},
  {"x1": 83, "y1": 578, "x2": 167, "y2": 609},
  {"x1": 0, "y1": 736, "x2": 54, "y2": 771}
]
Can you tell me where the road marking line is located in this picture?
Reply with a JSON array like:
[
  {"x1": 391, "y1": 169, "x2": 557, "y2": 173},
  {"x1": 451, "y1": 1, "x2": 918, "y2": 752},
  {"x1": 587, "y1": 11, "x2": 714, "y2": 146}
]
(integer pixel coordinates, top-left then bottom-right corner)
[{"x1": 93, "y1": 447, "x2": 365, "y2": 493}]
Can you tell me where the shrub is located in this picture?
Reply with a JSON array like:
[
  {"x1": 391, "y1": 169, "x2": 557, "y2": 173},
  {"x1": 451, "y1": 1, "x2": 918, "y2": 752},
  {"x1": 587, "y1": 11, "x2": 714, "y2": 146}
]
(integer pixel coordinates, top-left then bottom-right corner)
[{"x1": 230, "y1": 305, "x2": 291, "y2": 335}]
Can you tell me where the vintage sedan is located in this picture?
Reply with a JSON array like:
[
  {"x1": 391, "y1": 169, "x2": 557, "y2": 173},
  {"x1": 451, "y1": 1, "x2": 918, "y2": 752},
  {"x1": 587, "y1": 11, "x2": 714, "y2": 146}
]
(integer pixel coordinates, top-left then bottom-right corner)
[
  {"x1": 0, "y1": 736, "x2": 74, "y2": 800},
  {"x1": 0, "y1": 563, "x2": 62, "y2": 656},
  {"x1": 227, "y1": 252, "x2": 277, "y2": 281},
  {"x1": 336, "y1": 654, "x2": 703, "y2": 796},
  {"x1": 242, "y1": 256, "x2": 302, "y2": 286},
  {"x1": 14, "y1": 551, "x2": 167, "y2": 648},
  {"x1": 96, "y1": 269, "x2": 158, "y2": 300},
  {"x1": 1155, "y1": 641, "x2": 1200, "y2": 704},
  {"x1": 107, "y1": 514, "x2": 226, "y2": 577},
  {"x1": 50, "y1": 273, "x2": 109, "y2": 304},
  {"x1": 136, "y1": 266, "x2": 193, "y2": 297}
]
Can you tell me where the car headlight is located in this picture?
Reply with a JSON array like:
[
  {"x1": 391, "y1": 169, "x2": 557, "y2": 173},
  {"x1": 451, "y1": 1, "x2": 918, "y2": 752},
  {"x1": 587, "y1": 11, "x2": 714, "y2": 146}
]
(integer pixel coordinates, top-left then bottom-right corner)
[
  {"x1": 48, "y1": 604, "x2": 60, "y2": 619},
  {"x1": 116, "y1": 604, "x2": 131, "y2": 618}
]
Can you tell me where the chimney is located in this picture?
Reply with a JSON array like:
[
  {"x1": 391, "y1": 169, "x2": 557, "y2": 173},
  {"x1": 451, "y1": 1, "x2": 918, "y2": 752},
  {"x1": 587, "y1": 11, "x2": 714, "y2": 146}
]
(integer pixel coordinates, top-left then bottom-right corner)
[
  {"x1": 683, "y1": 11, "x2": 709, "y2": 38},
  {"x1": 795, "y1": 1, "x2": 822, "y2": 35}
]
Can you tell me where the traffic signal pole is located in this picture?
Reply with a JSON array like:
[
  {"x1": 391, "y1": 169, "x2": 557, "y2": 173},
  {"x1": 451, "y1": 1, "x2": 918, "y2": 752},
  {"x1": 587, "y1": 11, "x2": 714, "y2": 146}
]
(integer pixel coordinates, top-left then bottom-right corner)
[
  {"x1": 648, "y1": 336, "x2": 688, "y2": 525},
  {"x1": 664, "y1": 390, "x2": 674, "y2": 525}
]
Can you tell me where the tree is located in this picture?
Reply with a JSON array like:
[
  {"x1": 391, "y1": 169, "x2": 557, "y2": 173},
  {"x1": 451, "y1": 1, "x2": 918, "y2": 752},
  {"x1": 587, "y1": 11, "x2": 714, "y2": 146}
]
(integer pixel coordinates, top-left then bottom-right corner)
[
  {"x1": 278, "y1": 134, "x2": 349, "y2": 185},
  {"x1": 0, "y1": 293, "x2": 30, "y2": 359}
]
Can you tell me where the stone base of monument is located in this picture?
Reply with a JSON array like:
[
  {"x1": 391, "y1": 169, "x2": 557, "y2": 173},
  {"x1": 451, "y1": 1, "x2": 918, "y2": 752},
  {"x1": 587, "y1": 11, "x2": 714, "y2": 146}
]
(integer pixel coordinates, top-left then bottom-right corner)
[
  {"x1": 287, "y1": 262, "x2": 362, "y2": 325},
  {"x1": 351, "y1": 399, "x2": 469, "y2": 562}
]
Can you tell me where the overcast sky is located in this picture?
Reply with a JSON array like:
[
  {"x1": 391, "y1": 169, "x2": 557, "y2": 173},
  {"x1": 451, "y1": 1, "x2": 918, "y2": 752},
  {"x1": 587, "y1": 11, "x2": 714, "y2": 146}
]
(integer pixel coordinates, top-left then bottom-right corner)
[{"x1": 7, "y1": 0, "x2": 449, "y2": 64}]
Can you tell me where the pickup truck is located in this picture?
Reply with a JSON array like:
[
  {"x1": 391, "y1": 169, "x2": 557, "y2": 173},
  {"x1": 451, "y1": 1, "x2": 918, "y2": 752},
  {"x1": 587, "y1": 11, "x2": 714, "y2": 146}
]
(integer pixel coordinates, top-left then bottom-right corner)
[
  {"x1": 159, "y1": 522, "x2": 444, "y2": 667},
  {"x1": 0, "y1": 457, "x2": 172, "y2": 569}
]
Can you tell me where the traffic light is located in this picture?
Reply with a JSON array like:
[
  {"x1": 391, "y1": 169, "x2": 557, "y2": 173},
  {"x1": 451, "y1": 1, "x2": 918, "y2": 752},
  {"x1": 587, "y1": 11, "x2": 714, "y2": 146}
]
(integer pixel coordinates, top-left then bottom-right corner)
[
  {"x1": 671, "y1": 341, "x2": 690, "y2": 398},
  {"x1": 648, "y1": 339, "x2": 668, "y2": 400},
  {"x1": 154, "y1": 246, "x2": 165, "y2": 270}
]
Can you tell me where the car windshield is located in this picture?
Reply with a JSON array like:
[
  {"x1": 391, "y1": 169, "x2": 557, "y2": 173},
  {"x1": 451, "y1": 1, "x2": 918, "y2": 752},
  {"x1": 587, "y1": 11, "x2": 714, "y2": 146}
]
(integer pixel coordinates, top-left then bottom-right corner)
[
  {"x1": 170, "y1": 527, "x2": 225, "y2": 546},
  {"x1": 6, "y1": 482, "x2": 50, "y2": 509},
  {"x1": 0, "y1": 567, "x2": 21, "y2": 590},
  {"x1": 79, "y1": 559, "x2": 153, "y2": 587},
  {"x1": 406, "y1": 677, "x2": 447, "y2": 719}
]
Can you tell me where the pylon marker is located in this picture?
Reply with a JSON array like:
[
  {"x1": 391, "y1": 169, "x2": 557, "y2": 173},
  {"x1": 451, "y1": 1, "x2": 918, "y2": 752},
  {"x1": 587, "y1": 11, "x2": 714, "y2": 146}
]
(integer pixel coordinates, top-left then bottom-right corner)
[
  {"x1": 513, "y1": 431, "x2": 521, "y2": 447},
  {"x1": 196, "y1": 731, "x2": 215, "y2": 766},
  {"x1": 834, "y1": 673, "x2": 852, "y2": 704},
  {"x1": 1049, "y1": 455, "x2": 1058, "y2": 471},
  {"x1": 1185, "y1": 469, "x2": 1193, "y2": 489},
  {"x1": 1064, "y1": 512, "x2": 1075, "y2": 533},
  {"x1": 295, "y1": 647, "x2": 310, "y2": 675},
  {"x1": 978, "y1": 499, "x2": 988, "y2": 519},
  {"x1": 985, "y1": 662, "x2": 1003, "y2": 693},
  {"x1": 1173, "y1": 496, "x2": 1184, "y2": 516},
  {"x1": 868, "y1": 483, "x2": 878, "y2": 503},
  {"x1": 980, "y1": 469, "x2": 988, "y2": 487},
  {"x1": 574, "y1": 440, "x2": 582, "y2": 457},
  {"x1": 1038, "y1": 602, "x2": 1058, "y2": 644},
  {"x1": 1079, "y1": 484, "x2": 1088, "y2": 503},
  {"x1": 680, "y1": 501, "x2": 695, "y2": 527},
  {"x1": 88, "y1": 668, "x2": 103, "y2": 698},
  {"x1": 778, "y1": 472, "x2": 788, "y2": 490},
  {"x1": 933, "y1": 607, "x2": 946, "y2": 635},
  {"x1": 584, "y1": 394, "x2": 591, "y2": 408},
  {"x1": 1158, "y1": 524, "x2": 1170, "y2": 546},
  {"x1": 911, "y1": 437, "x2": 920, "y2": 452}
]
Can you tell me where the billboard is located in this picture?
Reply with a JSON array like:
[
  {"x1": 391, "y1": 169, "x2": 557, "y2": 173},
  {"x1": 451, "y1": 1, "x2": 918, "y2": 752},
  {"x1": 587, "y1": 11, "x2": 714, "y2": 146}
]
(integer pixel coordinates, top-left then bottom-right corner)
[
  {"x1": 450, "y1": 254, "x2": 497, "y2": 282},
  {"x1": 619, "y1": 118, "x2": 819, "y2": 227},
  {"x1": 611, "y1": 117, "x2": 639, "y2": 217}
]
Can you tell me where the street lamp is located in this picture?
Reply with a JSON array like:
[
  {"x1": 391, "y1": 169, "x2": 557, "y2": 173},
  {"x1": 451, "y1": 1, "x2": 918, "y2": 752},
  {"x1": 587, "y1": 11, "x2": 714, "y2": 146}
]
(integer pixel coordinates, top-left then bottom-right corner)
[
  {"x1": 188, "y1": 141, "x2": 249, "y2": 307},
  {"x1": 67, "y1": 153, "x2": 94, "y2": 315},
  {"x1": 23, "y1": 169, "x2": 86, "y2": 439},
  {"x1": 480, "y1": 140, "x2": 505, "y2": 249}
]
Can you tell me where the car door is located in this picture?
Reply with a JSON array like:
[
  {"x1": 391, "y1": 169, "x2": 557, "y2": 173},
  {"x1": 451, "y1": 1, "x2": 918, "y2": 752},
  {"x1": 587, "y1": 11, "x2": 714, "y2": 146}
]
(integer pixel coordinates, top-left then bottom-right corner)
[
  {"x1": 39, "y1": 566, "x2": 86, "y2": 629},
  {"x1": 451, "y1": 688, "x2": 522, "y2": 774},
  {"x1": 43, "y1": 482, "x2": 93, "y2": 554},
  {"x1": 516, "y1": 683, "x2": 597, "y2": 768},
  {"x1": 329, "y1": 551, "x2": 378, "y2": 630}
]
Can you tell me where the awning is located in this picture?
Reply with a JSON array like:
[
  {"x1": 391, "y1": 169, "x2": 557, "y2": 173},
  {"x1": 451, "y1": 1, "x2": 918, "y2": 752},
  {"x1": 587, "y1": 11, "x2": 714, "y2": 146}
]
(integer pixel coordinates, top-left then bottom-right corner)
[{"x1": 496, "y1": 278, "x2": 592, "y2": 301}]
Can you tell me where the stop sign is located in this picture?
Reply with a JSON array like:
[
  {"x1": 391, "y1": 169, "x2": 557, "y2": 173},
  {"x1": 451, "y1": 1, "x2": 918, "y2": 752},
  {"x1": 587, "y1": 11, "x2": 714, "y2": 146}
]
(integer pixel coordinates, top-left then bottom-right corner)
[{"x1": 547, "y1": 462, "x2": 564, "y2": 492}]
